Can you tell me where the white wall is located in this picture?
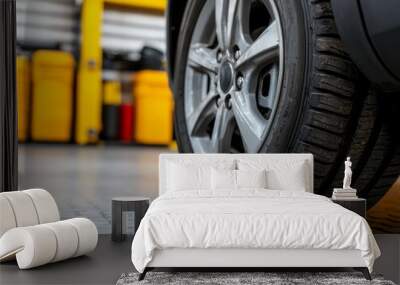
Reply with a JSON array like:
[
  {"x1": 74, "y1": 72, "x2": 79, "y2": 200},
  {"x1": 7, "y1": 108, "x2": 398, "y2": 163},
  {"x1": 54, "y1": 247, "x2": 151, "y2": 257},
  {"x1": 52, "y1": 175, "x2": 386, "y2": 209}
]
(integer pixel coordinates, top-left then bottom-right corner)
[
  {"x1": 102, "y1": 8, "x2": 166, "y2": 55},
  {"x1": 16, "y1": 0, "x2": 79, "y2": 50}
]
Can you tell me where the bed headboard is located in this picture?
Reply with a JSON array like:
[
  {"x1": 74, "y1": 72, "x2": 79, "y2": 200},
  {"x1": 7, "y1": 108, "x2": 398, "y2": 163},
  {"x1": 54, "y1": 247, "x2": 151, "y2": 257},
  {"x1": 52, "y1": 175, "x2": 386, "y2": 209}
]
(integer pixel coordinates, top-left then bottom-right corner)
[{"x1": 159, "y1": 153, "x2": 314, "y2": 195}]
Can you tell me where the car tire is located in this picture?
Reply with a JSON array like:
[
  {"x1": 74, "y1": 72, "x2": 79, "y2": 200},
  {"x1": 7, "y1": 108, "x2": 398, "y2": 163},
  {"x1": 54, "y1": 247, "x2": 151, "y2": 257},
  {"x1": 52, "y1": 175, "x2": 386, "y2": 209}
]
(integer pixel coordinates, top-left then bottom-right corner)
[
  {"x1": 328, "y1": 88, "x2": 400, "y2": 207},
  {"x1": 172, "y1": 0, "x2": 398, "y2": 205}
]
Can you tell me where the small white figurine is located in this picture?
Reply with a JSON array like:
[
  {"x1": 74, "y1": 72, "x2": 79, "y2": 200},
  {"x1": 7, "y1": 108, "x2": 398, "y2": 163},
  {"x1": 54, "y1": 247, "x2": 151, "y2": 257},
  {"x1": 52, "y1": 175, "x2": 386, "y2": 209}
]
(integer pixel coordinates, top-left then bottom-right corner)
[{"x1": 343, "y1": 157, "x2": 353, "y2": 190}]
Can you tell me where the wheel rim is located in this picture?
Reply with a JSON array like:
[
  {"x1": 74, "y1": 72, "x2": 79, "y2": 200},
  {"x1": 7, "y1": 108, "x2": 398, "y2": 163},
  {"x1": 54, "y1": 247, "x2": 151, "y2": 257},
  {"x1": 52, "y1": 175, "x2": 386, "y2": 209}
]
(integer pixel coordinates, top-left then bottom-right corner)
[{"x1": 184, "y1": 0, "x2": 284, "y2": 153}]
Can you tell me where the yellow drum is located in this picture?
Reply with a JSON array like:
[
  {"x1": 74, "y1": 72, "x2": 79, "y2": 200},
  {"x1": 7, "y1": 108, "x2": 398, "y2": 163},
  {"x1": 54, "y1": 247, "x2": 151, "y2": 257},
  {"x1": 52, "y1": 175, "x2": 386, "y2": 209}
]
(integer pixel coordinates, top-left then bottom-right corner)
[{"x1": 31, "y1": 51, "x2": 75, "y2": 142}]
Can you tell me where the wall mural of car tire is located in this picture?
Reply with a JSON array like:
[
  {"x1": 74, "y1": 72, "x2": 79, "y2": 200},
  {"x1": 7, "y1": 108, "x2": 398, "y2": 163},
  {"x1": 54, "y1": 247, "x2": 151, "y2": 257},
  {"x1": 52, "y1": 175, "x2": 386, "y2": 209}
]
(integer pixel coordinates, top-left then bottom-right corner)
[{"x1": 167, "y1": 0, "x2": 400, "y2": 231}]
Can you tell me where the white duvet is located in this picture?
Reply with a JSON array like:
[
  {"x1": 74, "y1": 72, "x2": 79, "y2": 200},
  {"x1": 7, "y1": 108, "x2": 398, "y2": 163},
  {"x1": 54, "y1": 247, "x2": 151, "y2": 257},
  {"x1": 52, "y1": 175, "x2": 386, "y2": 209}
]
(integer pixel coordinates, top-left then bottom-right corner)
[{"x1": 131, "y1": 190, "x2": 380, "y2": 273}]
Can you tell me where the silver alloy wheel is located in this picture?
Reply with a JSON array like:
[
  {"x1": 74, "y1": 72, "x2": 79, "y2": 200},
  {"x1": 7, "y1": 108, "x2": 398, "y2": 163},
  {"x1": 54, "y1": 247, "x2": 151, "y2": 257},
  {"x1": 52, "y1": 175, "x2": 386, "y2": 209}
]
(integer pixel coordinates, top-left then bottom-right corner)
[{"x1": 184, "y1": 0, "x2": 284, "y2": 153}]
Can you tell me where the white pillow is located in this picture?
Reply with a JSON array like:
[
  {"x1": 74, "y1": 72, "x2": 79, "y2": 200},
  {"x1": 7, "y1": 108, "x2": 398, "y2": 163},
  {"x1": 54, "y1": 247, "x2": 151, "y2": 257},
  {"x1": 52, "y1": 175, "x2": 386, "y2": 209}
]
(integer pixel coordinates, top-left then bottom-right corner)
[
  {"x1": 267, "y1": 169, "x2": 306, "y2": 191},
  {"x1": 166, "y1": 160, "x2": 235, "y2": 191},
  {"x1": 211, "y1": 169, "x2": 268, "y2": 190},
  {"x1": 211, "y1": 168, "x2": 236, "y2": 190},
  {"x1": 167, "y1": 162, "x2": 209, "y2": 191},
  {"x1": 236, "y1": 169, "x2": 267, "y2": 189},
  {"x1": 238, "y1": 159, "x2": 309, "y2": 192}
]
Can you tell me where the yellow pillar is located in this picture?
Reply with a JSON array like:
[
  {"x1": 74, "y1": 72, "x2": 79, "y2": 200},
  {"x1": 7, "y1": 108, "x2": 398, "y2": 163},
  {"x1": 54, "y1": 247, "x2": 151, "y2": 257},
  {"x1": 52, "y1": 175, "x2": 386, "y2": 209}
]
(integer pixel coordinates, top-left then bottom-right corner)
[
  {"x1": 76, "y1": 0, "x2": 103, "y2": 144},
  {"x1": 103, "y1": 0, "x2": 166, "y2": 11},
  {"x1": 16, "y1": 56, "x2": 31, "y2": 142}
]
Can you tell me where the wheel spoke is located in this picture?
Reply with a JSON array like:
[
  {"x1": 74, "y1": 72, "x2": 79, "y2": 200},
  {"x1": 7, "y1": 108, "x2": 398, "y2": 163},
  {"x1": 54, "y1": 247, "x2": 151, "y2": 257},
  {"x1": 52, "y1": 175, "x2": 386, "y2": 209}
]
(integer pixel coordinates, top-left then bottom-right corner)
[
  {"x1": 215, "y1": 0, "x2": 239, "y2": 50},
  {"x1": 188, "y1": 43, "x2": 218, "y2": 74},
  {"x1": 234, "y1": 0, "x2": 252, "y2": 48},
  {"x1": 210, "y1": 105, "x2": 234, "y2": 152},
  {"x1": 235, "y1": 20, "x2": 279, "y2": 69},
  {"x1": 187, "y1": 93, "x2": 219, "y2": 136},
  {"x1": 231, "y1": 91, "x2": 267, "y2": 152}
]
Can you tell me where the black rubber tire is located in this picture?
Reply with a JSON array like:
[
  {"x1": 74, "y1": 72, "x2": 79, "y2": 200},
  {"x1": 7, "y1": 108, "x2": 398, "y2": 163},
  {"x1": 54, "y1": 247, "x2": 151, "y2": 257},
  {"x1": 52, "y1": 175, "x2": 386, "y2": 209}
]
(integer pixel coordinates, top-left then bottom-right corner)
[
  {"x1": 329, "y1": 88, "x2": 378, "y2": 192},
  {"x1": 172, "y1": 0, "x2": 397, "y2": 205},
  {"x1": 289, "y1": 0, "x2": 366, "y2": 193},
  {"x1": 328, "y1": 88, "x2": 400, "y2": 207},
  {"x1": 352, "y1": 93, "x2": 400, "y2": 208}
]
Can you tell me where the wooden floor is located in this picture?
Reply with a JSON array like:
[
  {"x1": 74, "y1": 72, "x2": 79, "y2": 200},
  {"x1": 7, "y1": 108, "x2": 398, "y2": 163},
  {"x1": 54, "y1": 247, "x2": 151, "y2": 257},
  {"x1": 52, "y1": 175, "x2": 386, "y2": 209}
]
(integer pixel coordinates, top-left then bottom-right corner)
[{"x1": 0, "y1": 235, "x2": 133, "y2": 285}]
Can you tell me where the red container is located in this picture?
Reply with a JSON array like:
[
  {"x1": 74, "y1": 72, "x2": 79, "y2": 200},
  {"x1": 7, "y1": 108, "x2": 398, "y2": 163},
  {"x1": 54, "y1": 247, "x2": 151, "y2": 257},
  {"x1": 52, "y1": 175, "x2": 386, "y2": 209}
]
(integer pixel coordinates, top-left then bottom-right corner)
[{"x1": 119, "y1": 103, "x2": 134, "y2": 142}]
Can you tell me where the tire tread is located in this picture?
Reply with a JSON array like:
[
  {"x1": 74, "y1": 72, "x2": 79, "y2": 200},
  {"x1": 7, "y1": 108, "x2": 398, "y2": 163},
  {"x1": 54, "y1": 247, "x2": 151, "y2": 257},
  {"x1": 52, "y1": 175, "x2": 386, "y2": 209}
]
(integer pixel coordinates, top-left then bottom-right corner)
[{"x1": 295, "y1": 0, "x2": 362, "y2": 191}]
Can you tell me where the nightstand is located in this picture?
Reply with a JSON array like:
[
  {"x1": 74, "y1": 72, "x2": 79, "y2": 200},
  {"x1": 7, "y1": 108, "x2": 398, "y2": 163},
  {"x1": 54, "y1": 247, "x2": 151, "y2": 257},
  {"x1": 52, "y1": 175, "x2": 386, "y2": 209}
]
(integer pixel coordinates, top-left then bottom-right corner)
[
  {"x1": 112, "y1": 197, "x2": 150, "y2": 242},
  {"x1": 331, "y1": 198, "x2": 366, "y2": 218}
]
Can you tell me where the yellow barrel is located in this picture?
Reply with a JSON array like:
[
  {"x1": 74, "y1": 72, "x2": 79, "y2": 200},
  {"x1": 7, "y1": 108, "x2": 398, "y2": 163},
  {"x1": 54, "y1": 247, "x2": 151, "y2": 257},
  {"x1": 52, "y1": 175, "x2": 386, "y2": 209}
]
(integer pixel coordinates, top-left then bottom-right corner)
[
  {"x1": 133, "y1": 70, "x2": 173, "y2": 145},
  {"x1": 31, "y1": 50, "x2": 75, "y2": 142},
  {"x1": 16, "y1": 56, "x2": 31, "y2": 142},
  {"x1": 103, "y1": 81, "x2": 122, "y2": 105},
  {"x1": 134, "y1": 70, "x2": 169, "y2": 87}
]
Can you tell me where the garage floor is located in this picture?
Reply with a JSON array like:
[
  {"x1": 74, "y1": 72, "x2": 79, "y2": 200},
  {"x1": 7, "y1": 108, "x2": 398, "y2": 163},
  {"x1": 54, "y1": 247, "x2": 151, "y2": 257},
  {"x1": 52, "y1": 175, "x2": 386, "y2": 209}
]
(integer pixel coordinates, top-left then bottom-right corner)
[
  {"x1": 18, "y1": 144, "x2": 172, "y2": 233},
  {"x1": 0, "y1": 235, "x2": 132, "y2": 285},
  {"x1": 2, "y1": 144, "x2": 398, "y2": 284},
  {"x1": 1, "y1": 234, "x2": 398, "y2": 285}
]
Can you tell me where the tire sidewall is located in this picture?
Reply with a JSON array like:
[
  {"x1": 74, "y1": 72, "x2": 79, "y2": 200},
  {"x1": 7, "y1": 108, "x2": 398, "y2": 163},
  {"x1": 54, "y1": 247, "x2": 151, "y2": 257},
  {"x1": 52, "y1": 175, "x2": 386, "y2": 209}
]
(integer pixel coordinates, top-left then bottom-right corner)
[{"x1": 173, "y1": 0, "x2": 206, "y2": 152}]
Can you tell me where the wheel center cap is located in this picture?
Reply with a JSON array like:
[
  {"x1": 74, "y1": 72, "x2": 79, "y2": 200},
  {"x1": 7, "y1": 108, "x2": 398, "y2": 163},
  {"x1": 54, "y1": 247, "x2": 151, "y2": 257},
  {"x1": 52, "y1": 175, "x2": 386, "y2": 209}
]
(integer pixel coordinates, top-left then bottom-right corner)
[{"x1": 219, "y1": 60, "x2": 234, "y2": 93}]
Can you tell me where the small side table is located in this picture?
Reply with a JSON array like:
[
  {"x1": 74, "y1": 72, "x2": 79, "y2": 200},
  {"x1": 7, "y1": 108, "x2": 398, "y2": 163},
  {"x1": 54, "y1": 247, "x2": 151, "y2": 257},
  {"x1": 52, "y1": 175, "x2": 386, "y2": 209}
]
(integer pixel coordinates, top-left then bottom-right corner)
[
  {"x1": 112, "y1": 197, "x2": 150, "y2": 242},
  {"x1": 331, "y1": 198, "x2": 366, "y2": 218}
]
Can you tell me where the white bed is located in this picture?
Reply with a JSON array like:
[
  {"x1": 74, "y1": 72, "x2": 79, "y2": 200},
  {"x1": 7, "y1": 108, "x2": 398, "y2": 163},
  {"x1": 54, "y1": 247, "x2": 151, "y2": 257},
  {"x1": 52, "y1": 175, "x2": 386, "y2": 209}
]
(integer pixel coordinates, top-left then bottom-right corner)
[{"x1": 131, "y1": 154, "x2": 380, "y2": 280}]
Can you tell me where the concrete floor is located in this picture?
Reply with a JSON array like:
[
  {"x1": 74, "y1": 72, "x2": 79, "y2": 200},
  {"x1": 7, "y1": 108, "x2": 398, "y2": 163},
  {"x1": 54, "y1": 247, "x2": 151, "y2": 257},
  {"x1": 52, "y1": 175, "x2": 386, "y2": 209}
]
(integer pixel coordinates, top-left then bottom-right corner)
[
  {"x1": 0, "y1": 235, "x2": 132, "y2": 285},
  {"x1": 18, "y1": 144, "x2": 171, "y2": 234},
  {"x1": 2, "y1": 144, "x2": 397, "y2": 284},
  {"x1": 1, "y1": 235, "x2": 398, "y2": 285}
]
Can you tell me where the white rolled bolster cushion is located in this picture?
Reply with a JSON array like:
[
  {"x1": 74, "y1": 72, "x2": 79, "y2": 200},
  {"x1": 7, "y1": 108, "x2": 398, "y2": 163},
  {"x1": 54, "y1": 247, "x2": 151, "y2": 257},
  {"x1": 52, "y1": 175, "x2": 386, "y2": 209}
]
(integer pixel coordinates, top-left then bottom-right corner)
[
  {"x1": 0, "y1": 218, "x2": 98, "y2": 269},
  {"x1": 0, "y1": 189, "x2": 60, "y2": 237}
]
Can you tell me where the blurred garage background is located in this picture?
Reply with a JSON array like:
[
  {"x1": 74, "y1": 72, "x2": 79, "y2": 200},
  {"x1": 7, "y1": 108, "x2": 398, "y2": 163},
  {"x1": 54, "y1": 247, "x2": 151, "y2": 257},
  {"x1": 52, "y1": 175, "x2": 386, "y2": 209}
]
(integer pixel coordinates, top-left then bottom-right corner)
[
  {"x1": 16, "y1": 0, "x2": 174, "y2": 234},
  {"x1": 15, "y1": 0, "x2": 398, "y2": 234}
]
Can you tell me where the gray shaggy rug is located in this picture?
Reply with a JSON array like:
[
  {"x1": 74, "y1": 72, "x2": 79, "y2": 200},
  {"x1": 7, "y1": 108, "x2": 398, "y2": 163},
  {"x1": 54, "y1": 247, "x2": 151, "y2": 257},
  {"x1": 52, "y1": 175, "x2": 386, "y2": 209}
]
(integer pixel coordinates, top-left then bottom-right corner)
[{"x1": 116, "y1": 272, "x2": 395, "y2": 285}]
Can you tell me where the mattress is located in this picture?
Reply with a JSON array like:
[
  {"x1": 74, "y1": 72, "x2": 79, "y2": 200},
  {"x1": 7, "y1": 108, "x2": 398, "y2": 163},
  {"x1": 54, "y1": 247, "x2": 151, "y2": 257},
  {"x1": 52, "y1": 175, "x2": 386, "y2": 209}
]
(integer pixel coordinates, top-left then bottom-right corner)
[{"x1": 131, "y1": 190, "x2": 380, "y2": 273}]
